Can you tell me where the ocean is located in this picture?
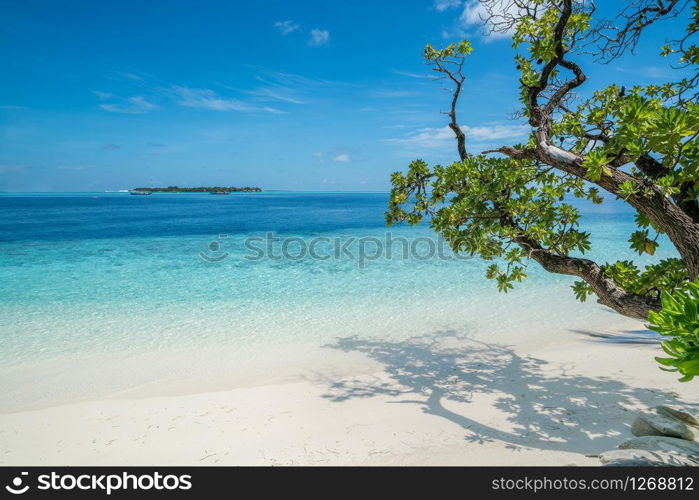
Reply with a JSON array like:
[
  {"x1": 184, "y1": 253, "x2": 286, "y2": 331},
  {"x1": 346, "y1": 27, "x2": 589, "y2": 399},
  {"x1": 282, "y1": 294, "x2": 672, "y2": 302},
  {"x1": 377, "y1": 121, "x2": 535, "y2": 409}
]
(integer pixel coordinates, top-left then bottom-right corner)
[{"x1": 0, "y1": 192, "x2": 671, "y2": 411}]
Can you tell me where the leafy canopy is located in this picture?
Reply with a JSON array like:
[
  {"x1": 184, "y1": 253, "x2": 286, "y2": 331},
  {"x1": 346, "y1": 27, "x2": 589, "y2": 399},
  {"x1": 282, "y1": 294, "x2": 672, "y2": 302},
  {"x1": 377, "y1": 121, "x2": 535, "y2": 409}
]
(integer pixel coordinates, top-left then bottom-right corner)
[{"x1": 387, "y1": 2, "x2": 697, "y2": 301}]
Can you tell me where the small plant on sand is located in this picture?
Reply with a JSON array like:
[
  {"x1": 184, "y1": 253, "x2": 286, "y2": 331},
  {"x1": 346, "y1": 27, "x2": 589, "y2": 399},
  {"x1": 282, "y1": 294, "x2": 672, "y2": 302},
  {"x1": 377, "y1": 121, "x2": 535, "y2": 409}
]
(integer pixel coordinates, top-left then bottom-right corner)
[{"x1": 648, "y1": 278, "x2": 699, "y2": 382}]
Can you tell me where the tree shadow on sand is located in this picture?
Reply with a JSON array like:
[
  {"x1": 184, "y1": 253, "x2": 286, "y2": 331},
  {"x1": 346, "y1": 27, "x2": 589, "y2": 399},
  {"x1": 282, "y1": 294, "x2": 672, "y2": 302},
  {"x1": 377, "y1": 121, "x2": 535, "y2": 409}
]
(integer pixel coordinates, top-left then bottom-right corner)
[{"x1": 320, "y1": 330, "x2": 689, "y2": 455}]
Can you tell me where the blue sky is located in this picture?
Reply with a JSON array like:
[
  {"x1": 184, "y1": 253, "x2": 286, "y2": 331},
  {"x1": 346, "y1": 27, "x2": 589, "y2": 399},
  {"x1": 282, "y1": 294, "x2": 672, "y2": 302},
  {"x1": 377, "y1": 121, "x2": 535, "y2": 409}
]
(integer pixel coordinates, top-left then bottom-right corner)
[{"x1": 0, "y1": 0, "x2": 691, "y2": 191}]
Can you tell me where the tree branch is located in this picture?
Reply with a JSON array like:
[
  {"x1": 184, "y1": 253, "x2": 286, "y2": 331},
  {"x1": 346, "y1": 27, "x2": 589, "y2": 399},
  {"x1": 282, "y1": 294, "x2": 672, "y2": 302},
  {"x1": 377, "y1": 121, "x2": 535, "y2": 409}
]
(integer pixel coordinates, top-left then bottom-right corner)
[
  {"x1": 586, "y1": 0, "x2": 691, "y2": 62},
  {"x1": 512, "y1": 229, "x2": 661, "y2": 319},
  {"x1": 432, "y1": 58, "x2": 467, "y2": 160}
]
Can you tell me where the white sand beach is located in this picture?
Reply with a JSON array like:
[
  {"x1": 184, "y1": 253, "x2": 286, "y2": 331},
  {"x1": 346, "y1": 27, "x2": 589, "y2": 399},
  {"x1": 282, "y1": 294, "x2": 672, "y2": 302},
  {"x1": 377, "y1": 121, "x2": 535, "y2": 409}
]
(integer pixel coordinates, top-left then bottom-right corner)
[{"x1": 2, "y1": 326, "x2": 696, "y2": 466}]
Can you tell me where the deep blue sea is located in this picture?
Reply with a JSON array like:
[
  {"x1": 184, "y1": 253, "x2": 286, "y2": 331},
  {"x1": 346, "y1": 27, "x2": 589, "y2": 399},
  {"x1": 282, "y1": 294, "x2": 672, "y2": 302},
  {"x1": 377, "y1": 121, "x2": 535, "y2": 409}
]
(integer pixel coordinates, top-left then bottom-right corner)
[{"x1": 0, "y1": 192, "x2": 672, "y2": 410}]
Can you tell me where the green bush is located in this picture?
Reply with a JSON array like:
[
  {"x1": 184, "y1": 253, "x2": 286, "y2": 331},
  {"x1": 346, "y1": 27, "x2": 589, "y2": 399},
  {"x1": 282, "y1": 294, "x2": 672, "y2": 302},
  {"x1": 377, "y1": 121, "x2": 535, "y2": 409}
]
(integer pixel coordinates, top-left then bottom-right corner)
[{"x1": 648, "y1": 279, "x2": 699, "y2": 382}]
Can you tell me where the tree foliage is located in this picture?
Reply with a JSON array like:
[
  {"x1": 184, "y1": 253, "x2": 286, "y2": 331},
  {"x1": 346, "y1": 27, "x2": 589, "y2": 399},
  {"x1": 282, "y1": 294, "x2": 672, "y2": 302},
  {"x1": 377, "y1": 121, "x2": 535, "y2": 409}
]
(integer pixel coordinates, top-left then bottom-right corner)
[
  {"x1": 387, "y1": 0, "x2": 699, "y2": 322},
  {"x1": 648, "y1": 277, "x2": 699, "y2": 382}
]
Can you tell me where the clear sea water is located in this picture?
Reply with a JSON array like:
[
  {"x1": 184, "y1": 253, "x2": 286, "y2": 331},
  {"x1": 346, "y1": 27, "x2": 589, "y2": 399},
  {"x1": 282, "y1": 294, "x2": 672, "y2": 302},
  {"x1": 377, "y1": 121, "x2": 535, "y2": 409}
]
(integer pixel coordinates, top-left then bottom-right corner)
[{"x1": 0, "y1": 192, "x2": 674, "y2": 411}]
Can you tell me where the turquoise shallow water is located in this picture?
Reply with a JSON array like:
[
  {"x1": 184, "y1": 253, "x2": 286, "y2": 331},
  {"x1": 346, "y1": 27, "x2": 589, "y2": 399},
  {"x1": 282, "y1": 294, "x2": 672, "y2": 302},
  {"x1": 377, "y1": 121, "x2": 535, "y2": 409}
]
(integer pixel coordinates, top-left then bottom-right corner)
[{"x1": 0, "y1": 192, "x2": 674, "y2": 410}]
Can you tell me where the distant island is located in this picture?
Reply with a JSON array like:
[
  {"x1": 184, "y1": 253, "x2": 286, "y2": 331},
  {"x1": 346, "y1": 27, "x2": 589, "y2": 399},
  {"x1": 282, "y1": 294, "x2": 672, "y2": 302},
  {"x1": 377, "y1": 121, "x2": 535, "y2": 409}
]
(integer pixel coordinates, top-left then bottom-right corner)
[{"x1": 132, "y1": 186, "x2": 262, "y2": 193}]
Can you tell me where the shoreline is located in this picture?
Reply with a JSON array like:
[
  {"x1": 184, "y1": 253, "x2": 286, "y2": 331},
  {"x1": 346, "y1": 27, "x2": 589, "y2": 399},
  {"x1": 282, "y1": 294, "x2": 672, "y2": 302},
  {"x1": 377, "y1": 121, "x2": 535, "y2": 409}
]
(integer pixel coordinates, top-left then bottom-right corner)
[
  {"x1": 2, "y1": 329, "x2": 696, "y2": 466},
  {"x1": 0, "y1": 294, "x2": 646, "y2": 414}
]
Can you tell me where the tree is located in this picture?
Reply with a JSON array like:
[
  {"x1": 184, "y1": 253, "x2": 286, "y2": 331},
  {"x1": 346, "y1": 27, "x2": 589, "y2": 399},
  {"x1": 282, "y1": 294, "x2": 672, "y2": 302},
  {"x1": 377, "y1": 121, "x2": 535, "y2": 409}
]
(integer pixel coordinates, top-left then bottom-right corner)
[{"x1": 387, "y1": 0, "x2": 699, "y2": 320}]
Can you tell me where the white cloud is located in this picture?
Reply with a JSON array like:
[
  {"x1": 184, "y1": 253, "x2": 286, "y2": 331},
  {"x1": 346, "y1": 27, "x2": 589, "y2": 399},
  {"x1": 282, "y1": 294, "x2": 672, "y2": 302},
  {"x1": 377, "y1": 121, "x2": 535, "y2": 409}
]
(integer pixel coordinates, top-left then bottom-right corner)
[
  {"x1": 460, "y1": 0, "x2": 521, "y2": 40},
  {"x1": 273, "y1": 20, "x2": 300, "y2": 35},
  {"x1": 244, "y1": 84, "x2": 306, "y2": 104},
  {"x1": 433, "y1": 0, "x2": 462, "y2": 12},
  {"x1": 172, "y1": 86, "x2": 283, "y2": 114},
  {"x1": 256, "y1": 68, "x2": 340, "y2": 87},
  {"x1": 386, "y1": 123, "x2": 529, "y2": 148},
  {"x1": 385, "y1": 126, "x2": 454, "y2": 148},
  {"x1": 392, "y1": 69, "x2": 426, "y2": 79},
  {"x1": 115, "y1": 72, "x2": 144, "y2": 81},
  {"x1": 308, "y1": 29, "x2": 330, "y2": 47},
  {"x1": 92, "y1": 90, "x2": 114, "y2": 100},
  {"x1": 464, "y1": 123, "x2": 530, "y2": 141},
  {"x1": 313, "y1": 152, "x2": 323, "y2": 157},
  {"x1": 615, "y1": 65, "x2": 675, "y2": 80},
  {"x1": 94, "y1": 68, "x2": 335, "y2": 117},
  {"x1": 333, "y1": 154, "x2": 350, "y2": 162},
  {"x1": 99, "y1": 96, "x2": 156, "y2": 114},
  {"x1": 460, "y1": 0, "x2": 489, "y2": 25},
  {"x1": 368, "y1": 89, "x2": 419, "y2": 98}
]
